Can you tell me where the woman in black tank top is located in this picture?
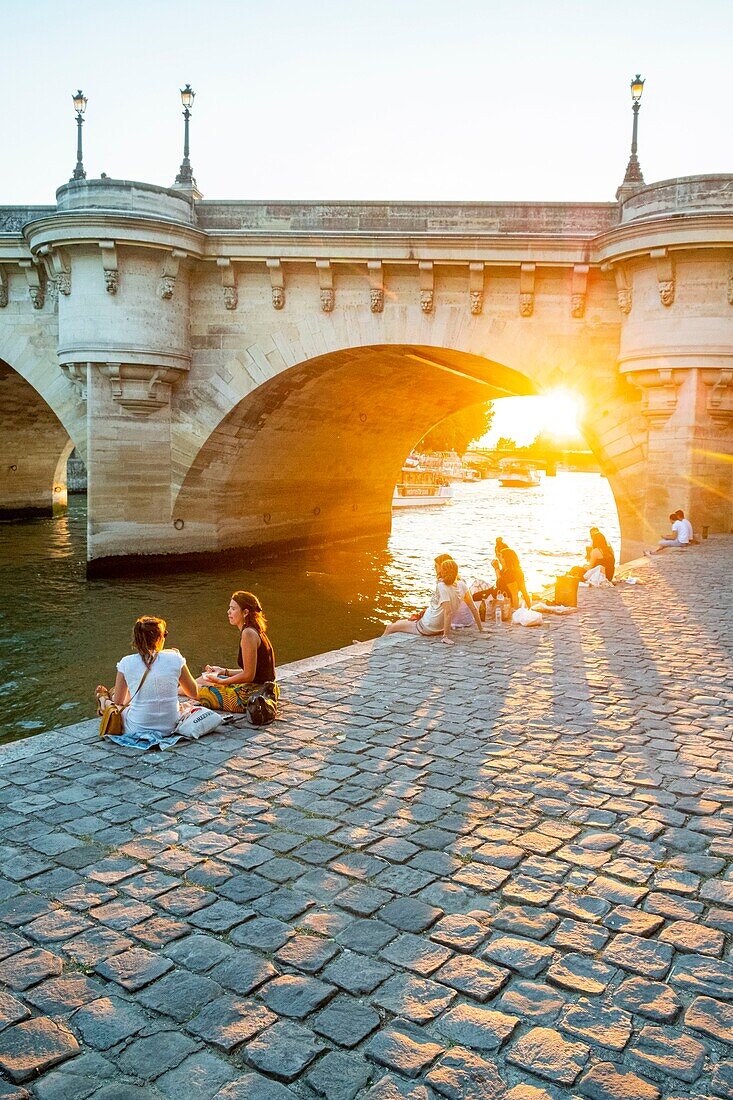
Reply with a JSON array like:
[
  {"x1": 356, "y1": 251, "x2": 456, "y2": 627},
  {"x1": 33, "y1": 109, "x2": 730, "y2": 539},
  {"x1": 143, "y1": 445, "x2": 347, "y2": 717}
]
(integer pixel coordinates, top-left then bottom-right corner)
[
  {"x1": 239, "y1": 628, "x2": 275, "y2": 683},
  {"x1": 197, "y1": 591, "x2": 278, "y2": 713}
]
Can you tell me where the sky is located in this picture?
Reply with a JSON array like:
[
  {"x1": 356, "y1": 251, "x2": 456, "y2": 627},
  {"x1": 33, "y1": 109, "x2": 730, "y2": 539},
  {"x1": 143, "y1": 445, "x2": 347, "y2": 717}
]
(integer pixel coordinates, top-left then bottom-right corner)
[
  {"x1": 1, "y1": 0, "x2": 730, "y2": 205},
  {"x1": 481, "y1": 391, "x2": 583, "y2": 448}
]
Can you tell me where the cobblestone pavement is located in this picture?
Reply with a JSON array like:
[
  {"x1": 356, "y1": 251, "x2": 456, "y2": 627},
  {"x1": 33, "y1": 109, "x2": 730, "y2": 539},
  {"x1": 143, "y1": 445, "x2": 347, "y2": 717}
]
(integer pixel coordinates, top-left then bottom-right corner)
[{"x1": 0, "y1": 545, "x2": 731, "y2": 1099}]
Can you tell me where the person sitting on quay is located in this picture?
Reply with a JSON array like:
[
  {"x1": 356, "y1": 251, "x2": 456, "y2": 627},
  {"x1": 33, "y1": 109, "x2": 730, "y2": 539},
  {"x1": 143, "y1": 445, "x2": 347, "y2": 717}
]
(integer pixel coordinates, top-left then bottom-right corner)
[
  {"x1": 198, "y1": 590, "x2": 278, "y2": 712},
  {"x1": 494, "y1": 536, "x2": 509, "y2": 558},
  {"x1": 674, "y1": 509, "x2": 696, "y2": 543},
  {"x1": 571, "y1": 527, "x2": 616, "y2": 581},
  {"x1": 470, "y1": 536, "x2": 514, "y2": 600},
  {"x1": 647, "y1": 511, "x2": 694, "y2": 554},
  {"x1": 585, "y1": 526, "x2": 600, "y2": 561},
  {"x1": 493, "y1": 545, "x2": 532, "y2": 610},
  {"x1": 95, "y1": 616, "x2": 199, "y2": 746},
  {"x1": 470, "y1": 540, "x2": 531, "y2": 613},
  {"x1": 383, "y1": 554, "x2": 483, "y2": 645}
]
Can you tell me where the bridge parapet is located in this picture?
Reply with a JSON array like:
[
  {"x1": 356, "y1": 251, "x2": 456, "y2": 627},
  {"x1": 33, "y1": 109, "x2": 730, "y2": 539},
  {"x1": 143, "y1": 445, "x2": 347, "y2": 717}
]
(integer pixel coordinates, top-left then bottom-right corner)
[
  {"x1": 620, "y1": 173, "x2": 733, "y2": 223},
  {"x1": 0, "y1": 207, "x2": 54, "y2": 236},
  {"x1": 197, "y1": 199, "x2": 619, "y2": 239},
  {"x1": 55, "y1": 178, "x2": 197, "y2": 225}
]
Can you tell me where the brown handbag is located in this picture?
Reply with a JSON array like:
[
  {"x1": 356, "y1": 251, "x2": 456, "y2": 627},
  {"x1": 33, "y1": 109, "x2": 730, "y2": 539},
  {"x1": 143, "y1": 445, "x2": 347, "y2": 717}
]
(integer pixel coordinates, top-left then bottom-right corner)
[{"x1": 98, "y1": 663, "x2": 153, "y2": 738}]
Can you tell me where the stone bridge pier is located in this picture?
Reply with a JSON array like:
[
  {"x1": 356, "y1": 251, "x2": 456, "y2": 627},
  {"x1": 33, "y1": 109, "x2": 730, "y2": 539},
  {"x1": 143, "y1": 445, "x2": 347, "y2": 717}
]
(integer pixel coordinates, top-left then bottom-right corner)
[{"x1": 0, "y1": 173, "x2": 731, "y2": 571}]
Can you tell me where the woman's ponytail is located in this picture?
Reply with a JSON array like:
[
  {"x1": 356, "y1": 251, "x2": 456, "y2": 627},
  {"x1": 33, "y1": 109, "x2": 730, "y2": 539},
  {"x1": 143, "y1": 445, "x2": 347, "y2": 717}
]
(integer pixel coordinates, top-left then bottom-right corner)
[{"x1": 133, "y1": 617, "x2": 166, "y2": 668}]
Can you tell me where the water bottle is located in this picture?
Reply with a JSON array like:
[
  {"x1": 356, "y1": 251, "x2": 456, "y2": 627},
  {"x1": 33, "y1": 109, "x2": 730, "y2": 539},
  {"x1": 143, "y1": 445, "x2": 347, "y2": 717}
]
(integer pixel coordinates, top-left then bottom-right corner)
[{"x1": 494, "y1": 601, "x2": 502, "y2": 624}]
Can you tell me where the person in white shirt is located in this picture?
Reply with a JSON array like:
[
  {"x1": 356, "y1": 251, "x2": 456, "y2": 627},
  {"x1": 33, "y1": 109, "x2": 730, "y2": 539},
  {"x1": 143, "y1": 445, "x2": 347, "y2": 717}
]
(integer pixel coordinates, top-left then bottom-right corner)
[
  {"x1": 383, "y1": 555, "x2": 483, "y2": 645},
  {"x1": 648, "y1": 513, "x2": 692, "y2": 553},
  {"x1": 674, "y1": 510, "x2": 694, "y2": 544},
  {"x1": 96, "y1": 616, "x2": 199, "y2": 737}
]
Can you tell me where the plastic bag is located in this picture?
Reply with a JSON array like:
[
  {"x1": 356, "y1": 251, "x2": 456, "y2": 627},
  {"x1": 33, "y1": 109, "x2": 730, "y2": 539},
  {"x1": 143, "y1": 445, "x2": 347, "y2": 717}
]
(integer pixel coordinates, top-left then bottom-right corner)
[
  {"x1": 512, "y1": 607, "x2": 543, "y2": 627},
  {"x1": 584, "y1": 565, "x2": 613, "y2": 588},
  {"x1": 175, "y1": 706, "x2": 225, "y2": 740}
]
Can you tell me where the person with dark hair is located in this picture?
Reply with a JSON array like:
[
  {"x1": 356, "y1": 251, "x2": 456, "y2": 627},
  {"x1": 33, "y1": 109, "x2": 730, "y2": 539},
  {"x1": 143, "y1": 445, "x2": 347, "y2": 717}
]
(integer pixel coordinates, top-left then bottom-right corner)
[
  {"x1": 471, "y1": 541, "x2": 530, "y2": 610},
  {"x1": 584, "y1": 527, "x2": 600, "y2": 559},
  {"x1": 647, "y1": 512, "x2": 692, "y2": 553},
  {"x1": 587, "y1": 529, "x2": 615, "y2": 580},
  {"x1": 493, "y1": 546, "x2": 532, "y2": 609},
  {"x1": 198, "y1": 591, "x2": 278, "y2": 712},
  {"x1": 674, "y1": 509, "x2": 695, "y2": 543},
  {"x1": 383, "y1": 555, "x2": 483, "y2": 644},
  {"x1": 95, "y1": 616, "x2": 199, "y2": 739},
  {"x1": 569, "y1": 527, "x2": 616, "y2": 581}
]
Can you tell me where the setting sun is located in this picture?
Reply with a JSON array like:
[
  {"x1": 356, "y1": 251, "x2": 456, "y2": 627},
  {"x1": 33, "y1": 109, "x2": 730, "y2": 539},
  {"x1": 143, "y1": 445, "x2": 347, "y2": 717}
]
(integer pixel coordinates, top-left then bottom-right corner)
[
  {"x1": 479, "y1": 389, "x2": 585, "y2": 448},
  {"x1": 539, "y1": 389, "x2": 584, "y2": 440}
]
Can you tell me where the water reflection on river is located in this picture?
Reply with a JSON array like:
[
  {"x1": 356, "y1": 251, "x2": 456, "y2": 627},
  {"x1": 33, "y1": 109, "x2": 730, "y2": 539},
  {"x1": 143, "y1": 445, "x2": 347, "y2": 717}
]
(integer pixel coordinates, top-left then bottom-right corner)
[{"x1": 0, "y1": 473, "x2": 619, "y2": 741}]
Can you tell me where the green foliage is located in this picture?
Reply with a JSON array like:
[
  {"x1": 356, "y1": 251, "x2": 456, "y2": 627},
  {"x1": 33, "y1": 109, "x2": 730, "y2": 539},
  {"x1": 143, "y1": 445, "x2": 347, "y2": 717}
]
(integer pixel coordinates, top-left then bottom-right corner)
[
  {"x1": 495, "y1": 436, "x2": 517, "y2": 451},
  {"x1": 420, "y1": 402, "x2": 494, "y2": 455}
]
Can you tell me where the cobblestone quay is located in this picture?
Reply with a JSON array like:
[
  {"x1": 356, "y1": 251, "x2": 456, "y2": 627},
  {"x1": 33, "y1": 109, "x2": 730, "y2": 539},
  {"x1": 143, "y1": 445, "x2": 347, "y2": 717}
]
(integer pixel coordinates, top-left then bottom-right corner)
[{"x1": 0, "y1": 545, "x2": 731, "y2": 1099}]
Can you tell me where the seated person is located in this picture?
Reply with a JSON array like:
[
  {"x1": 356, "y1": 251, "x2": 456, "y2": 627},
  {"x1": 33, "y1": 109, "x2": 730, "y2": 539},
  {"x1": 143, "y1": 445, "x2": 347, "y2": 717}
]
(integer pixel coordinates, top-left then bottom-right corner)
[
  {"x1": 584, "y1": 527, "x2": 600, "y2": 561},
  {"x1": 494, "y1": 547, "x2": 531, "y2": 610},
  {"x1": 471, "y1": 537, "x2": 515, "y2": 602},
  {"x1": 674, "y1": 509, "x2": 695, "y2": 543},
  {"x1": 569, "y1": 528, "x2": 615, "y2": 581},
  {"x1": 198, "y1": 591, "x2": 278, "y2": 712},
  {"x1": 96, "y1": 616, "x2": 199, "y2": 743},
  {"x1": 587, "y1": 529, "x2": 615, "y2": 580},
  {"x1": 648, "y1": 513, "x2": 693, "y2": 553},
  {"x1": 384, "y1": 555, "x2": 483, "y2": 644}
]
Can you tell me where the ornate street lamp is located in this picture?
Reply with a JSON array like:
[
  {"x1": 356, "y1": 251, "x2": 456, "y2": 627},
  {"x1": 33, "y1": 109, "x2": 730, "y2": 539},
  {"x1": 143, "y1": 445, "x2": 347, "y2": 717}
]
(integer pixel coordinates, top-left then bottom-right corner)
[
  {"x1": 71, "y1": 89, "x2": 87, "y2": 181},
  {"x1": 175, "y1": 84, "x2": 196, "y2": 185},
  {"x1": 621, "y1": 73, "x2": 645, "y2": 189}
]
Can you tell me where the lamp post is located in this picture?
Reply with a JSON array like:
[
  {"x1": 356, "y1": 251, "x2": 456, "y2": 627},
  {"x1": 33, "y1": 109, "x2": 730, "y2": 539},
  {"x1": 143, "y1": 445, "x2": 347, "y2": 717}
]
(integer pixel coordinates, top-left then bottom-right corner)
[
  {"x1": 71, "y1": 90, "x2": 87, "y2": 181},
  {"x1": 175, "y1": 84, "x2": 195, "y2": 185},
  {"x1": 621, "y1": 74, "x2": 645, "y2": 189}
]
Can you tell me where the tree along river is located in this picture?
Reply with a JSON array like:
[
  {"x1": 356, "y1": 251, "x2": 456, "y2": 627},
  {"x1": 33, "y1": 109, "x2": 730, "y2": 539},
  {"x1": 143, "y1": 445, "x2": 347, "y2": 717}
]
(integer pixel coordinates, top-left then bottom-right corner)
[{"x1": 0, "y1": 472, "x2": 619, "y2": 742}]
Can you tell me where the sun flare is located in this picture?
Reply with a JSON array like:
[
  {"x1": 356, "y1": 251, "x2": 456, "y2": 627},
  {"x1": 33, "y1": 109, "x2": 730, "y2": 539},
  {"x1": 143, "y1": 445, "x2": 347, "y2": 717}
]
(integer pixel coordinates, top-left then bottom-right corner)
[
  {"x1": 480, "y1": 388, "x2": 585, "y2": 448},
  {"x1": 539, "y1": 388, "x2": 584, "y2": 440}
]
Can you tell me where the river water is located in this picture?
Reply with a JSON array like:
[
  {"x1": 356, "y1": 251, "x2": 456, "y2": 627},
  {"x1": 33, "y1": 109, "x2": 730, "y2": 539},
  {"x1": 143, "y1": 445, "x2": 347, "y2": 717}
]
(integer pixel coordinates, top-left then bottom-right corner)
[{"x1": 0, "y1": 472, "x2": 619, "y2": 742}]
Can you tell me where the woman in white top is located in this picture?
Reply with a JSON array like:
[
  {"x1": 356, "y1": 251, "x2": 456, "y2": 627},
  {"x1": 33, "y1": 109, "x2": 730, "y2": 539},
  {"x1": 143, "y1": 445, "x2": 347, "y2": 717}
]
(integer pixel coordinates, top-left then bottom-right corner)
[
  {"x1": 383, "y1": 555, "x2": 483, "y2": 646},
  {"x1": 95, "y1": 616, "x2": 199, "y2": 738}
]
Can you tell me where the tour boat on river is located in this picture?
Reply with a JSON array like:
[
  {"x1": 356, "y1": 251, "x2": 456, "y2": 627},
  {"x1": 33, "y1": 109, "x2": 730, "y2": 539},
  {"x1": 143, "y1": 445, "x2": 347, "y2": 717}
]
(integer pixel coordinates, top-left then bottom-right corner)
[
  {"x1": 393, "y1": 466, "x2": 454, "y2": 508},
  {"x1": 498, "y1": 461, "x2": 541, "y2": 488}
]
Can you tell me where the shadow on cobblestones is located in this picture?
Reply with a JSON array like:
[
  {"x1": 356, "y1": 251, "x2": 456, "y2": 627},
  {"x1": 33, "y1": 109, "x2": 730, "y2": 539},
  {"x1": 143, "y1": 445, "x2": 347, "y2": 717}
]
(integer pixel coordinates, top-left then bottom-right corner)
[{"x1": 0, "y1": 546, "x2": 731, "y2": 1098}]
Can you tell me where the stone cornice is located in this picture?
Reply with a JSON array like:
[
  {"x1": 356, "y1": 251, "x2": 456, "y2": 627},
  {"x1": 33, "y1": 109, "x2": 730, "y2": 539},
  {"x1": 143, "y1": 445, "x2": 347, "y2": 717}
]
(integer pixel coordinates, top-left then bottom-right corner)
[
  {"x1": 2, "y1": 172, "x2": 732, "y2": 273},
  {"x1": 58, "y1": 342, "x2": 191, "y2": 371},
  {"x1": 593, "y1": 213, "x2": 733, "y2": 265},
  {"x1": 0, "y1": 240, "x2": 34, "y2": 263},
  {"x1": 618, "y1": 346, "x2": 733, "y2": 371},
  {"x1": 201, "y1": 234, "x2": 597, "y2": 266},
  {"x1": 24, "y1": 213, "x2": 206, "y2": 259}
]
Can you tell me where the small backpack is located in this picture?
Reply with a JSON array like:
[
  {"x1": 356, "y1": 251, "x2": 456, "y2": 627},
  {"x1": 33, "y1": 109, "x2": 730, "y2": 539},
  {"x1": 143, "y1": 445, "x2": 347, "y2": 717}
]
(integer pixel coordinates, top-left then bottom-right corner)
[{"x1": 246, "y1": 682, "x2": 279, "y2": 726}]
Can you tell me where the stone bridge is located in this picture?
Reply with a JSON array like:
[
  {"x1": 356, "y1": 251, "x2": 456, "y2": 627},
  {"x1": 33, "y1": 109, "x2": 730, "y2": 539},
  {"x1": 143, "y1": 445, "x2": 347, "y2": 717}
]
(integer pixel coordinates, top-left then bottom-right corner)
[{"x1": 1, "y1": 174, "x2": 732, "y2": 571}]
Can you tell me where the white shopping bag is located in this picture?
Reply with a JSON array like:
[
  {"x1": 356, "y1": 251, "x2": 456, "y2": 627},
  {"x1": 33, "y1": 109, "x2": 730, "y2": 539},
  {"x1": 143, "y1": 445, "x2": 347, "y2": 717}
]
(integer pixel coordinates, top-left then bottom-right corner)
[
  {"x1": 512, "y1": 607, "x2": 543, "y2": 627},
  {"x1": 175, "y1": 706, "x2": 224, "y2": 740}
]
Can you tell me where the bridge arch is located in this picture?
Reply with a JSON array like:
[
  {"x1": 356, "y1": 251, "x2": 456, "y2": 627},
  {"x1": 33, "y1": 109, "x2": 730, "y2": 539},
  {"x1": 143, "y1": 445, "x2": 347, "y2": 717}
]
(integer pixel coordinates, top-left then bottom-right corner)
[
  {"x1": 174, "y1": 337, "x2": 646, "y2": 561},
  {"x1": 0, "y1": 314, "x2": 84, "y2": 460},
  {"x1": 0, "y1": 357, "x2": 78, "y2": 517}
]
